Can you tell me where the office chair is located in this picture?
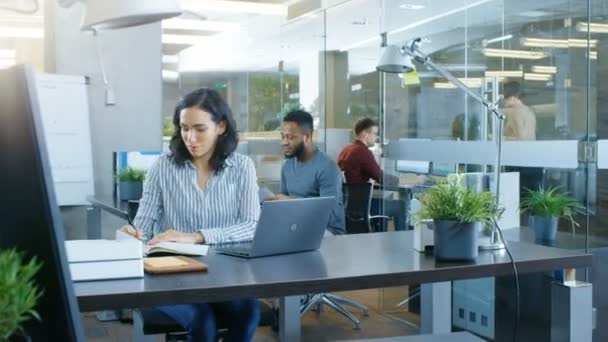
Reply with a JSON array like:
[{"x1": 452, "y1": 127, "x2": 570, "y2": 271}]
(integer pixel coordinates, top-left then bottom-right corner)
[
  {"x1": 343, "y1": 182, "x2": 391, "y2": 233},
  {"x1": 299, "y1": 183, "x2": 390, "y2": 330}
]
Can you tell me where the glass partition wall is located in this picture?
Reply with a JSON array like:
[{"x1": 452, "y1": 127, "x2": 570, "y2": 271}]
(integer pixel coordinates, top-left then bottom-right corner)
[{"x1": 166, "y1": 0, "x2": 606, "y2": 339}]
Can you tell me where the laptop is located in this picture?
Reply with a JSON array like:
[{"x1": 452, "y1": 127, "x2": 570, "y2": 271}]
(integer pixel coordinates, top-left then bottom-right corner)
[{"x1": 215, "y1": 196, "x2": 335, "y2": 258}]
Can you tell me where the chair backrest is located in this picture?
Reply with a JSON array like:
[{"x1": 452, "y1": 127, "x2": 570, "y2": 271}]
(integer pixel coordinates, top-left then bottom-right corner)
[{"x1": 342, "y1": 182, "x2": 374, "y2": 234}]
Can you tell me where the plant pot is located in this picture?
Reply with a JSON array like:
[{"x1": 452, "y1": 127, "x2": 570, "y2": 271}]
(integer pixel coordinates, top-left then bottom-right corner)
[
  {"x1": 119, "y1": 181, "x2": 143, "y2": 201},
  {"x1": 433, "y1": 220, "x2": 480, "y2": 261},
  {"x1": 531, "y1": 215, "x2": 558, "y2": 243}
]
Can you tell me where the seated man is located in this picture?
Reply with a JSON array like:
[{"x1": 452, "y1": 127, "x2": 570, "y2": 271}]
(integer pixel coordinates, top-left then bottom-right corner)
[
  {"x1": 337, "y1": 118, "x2": 406, "y2": 231},
  {"x1": 268, "y1": 110, "x2": 345, "y2": 236}
]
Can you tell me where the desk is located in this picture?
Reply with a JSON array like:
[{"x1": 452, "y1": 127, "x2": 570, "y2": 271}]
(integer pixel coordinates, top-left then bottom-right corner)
[
  {"x1": 74, "y1": 232, "x2": 592, "y2": 341},
  {"x1": 85, "y1": 195, "x2": 132, "y2": 239},
  {"x1": 373, "y1": 183, "x2": 432, "y2": 230}
]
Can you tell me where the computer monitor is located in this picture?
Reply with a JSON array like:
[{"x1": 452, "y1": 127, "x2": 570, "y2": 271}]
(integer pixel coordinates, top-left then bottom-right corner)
[
  {"x1": 394, "y1": 138, "x2": 431, "y2": 175},
  {"x1": 0, "y1": 66, "x2": 85, "y2": 341},
  {"x1": 395, "y1": 160, "x2": 431, "y2": 174},
  {"x1": 431, "y1": 162, "x2": 457, "y2": 176}
]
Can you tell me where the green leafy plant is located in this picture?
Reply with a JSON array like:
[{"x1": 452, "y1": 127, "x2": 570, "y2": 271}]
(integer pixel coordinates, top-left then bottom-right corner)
[
  {"x1": 417, "y1": 175, "x2": 500, "y2": 228},
  {"x1": 116, "y1": 167, "x2": 146, "y2": 182},
  {"x1": 162, "y1": 116, "x2": 174, "y2": 137},
  {"x1": 0, "y1": 249, "x2": 43, "y2": 340},
  {"x1": 521, "y1": 187, "x2": 586, "y2": 228}
]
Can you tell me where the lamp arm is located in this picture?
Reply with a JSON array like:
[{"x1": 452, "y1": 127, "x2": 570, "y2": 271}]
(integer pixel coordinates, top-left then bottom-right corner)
[
  {"x1": 403, "y1": 38, "x2": 506, "y2": 248},
  {"x1": 403, "y1": 40, "x2": 505, "y2": 121}
]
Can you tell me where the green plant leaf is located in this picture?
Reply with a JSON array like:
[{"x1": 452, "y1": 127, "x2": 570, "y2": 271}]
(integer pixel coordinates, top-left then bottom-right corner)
[
  {"x1": 0, "y1": 249, "x2": 43, "y2": 339},
  {"x1": 416, "y1": 174, "x2": 500, "y2": 229},
  {"x1": 521, "y1": 186, "x2": 586, "y2": 228}
]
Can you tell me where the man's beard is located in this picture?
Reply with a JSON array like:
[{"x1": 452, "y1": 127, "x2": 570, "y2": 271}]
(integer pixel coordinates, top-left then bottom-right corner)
[{"x1": 285, "y1": 141, "x2": 305, "y2": 159}]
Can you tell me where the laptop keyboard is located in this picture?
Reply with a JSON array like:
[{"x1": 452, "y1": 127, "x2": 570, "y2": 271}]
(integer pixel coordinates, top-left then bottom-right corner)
[{"x1": 214, "y1": 242, "x2": 253, "y2": 256}]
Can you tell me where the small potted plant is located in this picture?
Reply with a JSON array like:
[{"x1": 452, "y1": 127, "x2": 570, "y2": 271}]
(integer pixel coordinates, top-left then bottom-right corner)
[
  {"x1": 521, "y1": 187, "x2": 585, "y2": 243},
  {"x1": 117, "y1": 167, "x2": 146, "y2": 201},
  {"x1": 0, "y1": 249, "x2": 42, "y2": 341},
  {"x1": 417, "y1": 175, "x2": 500, "y2": 261}
]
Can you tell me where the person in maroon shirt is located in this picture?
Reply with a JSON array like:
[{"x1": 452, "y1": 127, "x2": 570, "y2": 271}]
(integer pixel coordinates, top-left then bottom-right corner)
[{"x1": 338, "y1": 118, "x2": 406, "y2": 231}]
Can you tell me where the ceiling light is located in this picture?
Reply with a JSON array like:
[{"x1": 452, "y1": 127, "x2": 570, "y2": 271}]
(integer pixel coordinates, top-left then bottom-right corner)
[
  {"x1": 162, "y1": 18, "x2": 240, "y2": 32},
  {"x1": 162, "y1": 70, "x2": 179, "y2": 82},
  {"x1": 179, "y1": 0, "x2": 287, "y2": 16},
  {"x1": 483, "y1": 48, "x2": 547, "y2": 60},
  {"x1": 0, "y1": 27, "x2": 43, "y2": 39},
  {"x1": 399, "y1": 4, "x2": 426, "y2": 10},
  {"x1": 163, "y1": 55, "x2": 179, "y2": 64},
  {"x1": 0, "y1": 59, "x2": 16, "y2": 69},
  {"x1": 0, "y1": 49, "x2": 16, "y2": 59},
  {"x1": 483, "y1": 34, "x2": 513, "y2": 46},
  {"x1": 340, "y1": 0, "x2": 494, "y2": 51},
  {"x1": 434, "y1": 78, "x2": 483, "y2": 88},
  {"x1": 577, "y1": 22, "x2": 608, "y2": 33},
  {"x1": 524, "y1": 73, "x2": 552, "y2": 81},
  {"x1": 521, "y1": 37, "x2": 597, "y2": 48},
  {"x1": 485, "y1": 70, "x2": 523, "y2": 77},
  {"x1": 519, "y1": 10, "x2": 552, "y2": 18},
  {"x1": 531, "y1": 65, "x2": 556, "y2": 74},
  {"x1": 590, "y1": 51, "x2": 598, "y2": 60},
  {"x1": 162, "y1": 34, "x2": 211, "y2": 45}
]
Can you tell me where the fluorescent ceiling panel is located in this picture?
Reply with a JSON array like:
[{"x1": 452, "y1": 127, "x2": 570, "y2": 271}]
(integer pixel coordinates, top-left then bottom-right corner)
[
  {"x1": 485, "y1": 70, "x2": 523, "y2": 77},
  {"x1": 0, "y1": 49, "x2": 16, "y2": 58},
  {"x1": 162, "y1": 18, "x2": 240, "y2": 32},
  {"x1": 483, "y1": 48, "x2": 547, "y2": 59},
  {"x1": 531, "y1": 65, "x2": 556, "y2": 74},
  {"x1": 163, "y1": 55, "x2": 179, "y2": 64},
  {"x1": 179, "y1": 0, "x2": 287, "y2": 16},
  {"x1": 162, "y1": 34, "x2": 211, "y2": 45},
  {"x1": 524, "y1": 73, "x2": 552, "y2": 81},
  {"x1": 0, "y1": 27, "x2": 43, "y2": 38},
  {"x1": 521, "y1": 37, "x2": 597, "y2": 48},
  {"x1": 577, "y1": 22, "x2": 608, "y2": 34},
  {"x1": 434, "y1": 78, "x2": 483, "y2": 88}
]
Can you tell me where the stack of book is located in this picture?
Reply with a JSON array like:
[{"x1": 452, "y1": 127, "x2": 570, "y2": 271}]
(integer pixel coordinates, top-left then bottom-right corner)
[{"x1": 64, "y1": 231, "x2": 143, "y2": 282}]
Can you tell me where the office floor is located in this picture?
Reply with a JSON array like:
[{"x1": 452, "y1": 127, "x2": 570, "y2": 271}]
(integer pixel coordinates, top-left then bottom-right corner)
[{"x1": 82, "y1": 288, "x2": 419, "y2": 341}]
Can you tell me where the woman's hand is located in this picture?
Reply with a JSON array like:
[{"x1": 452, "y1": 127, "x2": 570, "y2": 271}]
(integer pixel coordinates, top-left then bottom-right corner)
[
  {"x1": 120, "y1": 225, "x2": 142, "y2": 239},
  {"x1": 266, "y1": 194, "x2": 291, "y2": 201},
  {"x1": 147, "y1": 229, "x2": 204, "y2": 245}
]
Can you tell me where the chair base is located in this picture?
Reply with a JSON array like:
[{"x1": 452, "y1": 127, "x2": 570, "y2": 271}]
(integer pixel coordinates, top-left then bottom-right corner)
[{"x1": 300, "y1": 293, "x2": 369, "y2": 330}]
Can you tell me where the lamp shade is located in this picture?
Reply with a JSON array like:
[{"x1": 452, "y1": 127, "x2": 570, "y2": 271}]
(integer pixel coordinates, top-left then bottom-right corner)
[
  {"x1": 376, "y1": 45, "x2": 414, "y2": 73},
  {"x1": 81, "y1": 0, "x2": 182, "y2": 31}
]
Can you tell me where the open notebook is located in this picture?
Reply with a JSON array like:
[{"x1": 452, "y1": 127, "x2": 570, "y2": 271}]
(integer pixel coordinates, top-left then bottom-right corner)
[
  {"x1": 143, "y1": 242, "x2": 208, "y2": 257},
  {"x1": 116, "y1": 230, "x2": 209, "y2": 257}
]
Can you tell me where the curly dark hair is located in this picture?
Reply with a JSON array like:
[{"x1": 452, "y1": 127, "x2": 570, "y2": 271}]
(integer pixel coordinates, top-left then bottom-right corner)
[{"x1": 169, "y1": 88, "x2": 239, "y2": 172}]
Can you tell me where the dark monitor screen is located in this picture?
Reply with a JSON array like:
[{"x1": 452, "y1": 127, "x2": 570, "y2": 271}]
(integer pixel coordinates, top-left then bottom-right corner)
[{"x1": 0, "y1": 66, "x2": 85, "y2": 341}]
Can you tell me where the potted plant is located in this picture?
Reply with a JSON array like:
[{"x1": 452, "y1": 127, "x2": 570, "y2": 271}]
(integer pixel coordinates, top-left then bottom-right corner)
[
  {"x1": 0, "y1": 249, "x2": 42, "y2": 341},
  {"x1": 521, "y1": 187, "x2": 585, "y2": 243},
  {"x1": 117, "y1": 167, "x2": 146, "y2": 201},
  {"x1": 417, "y1": 175, "x2": 500, "y2": 261}
]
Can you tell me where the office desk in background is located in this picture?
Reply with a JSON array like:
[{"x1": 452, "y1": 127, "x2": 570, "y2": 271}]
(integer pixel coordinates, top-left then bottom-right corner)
[
  {"x1": 74, "y1": 231, "x2": 592, "y2": 342},
  {"x1": 86, "y1": 195, "x2": 132, "y2": 239}
]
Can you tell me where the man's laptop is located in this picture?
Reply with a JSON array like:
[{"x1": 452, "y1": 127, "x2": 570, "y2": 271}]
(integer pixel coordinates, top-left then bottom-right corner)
[{"x1": 215, "y1": 196, "x2": 335, "y2": 258}]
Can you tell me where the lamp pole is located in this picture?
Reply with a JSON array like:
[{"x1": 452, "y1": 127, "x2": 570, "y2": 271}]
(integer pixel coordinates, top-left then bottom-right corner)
[{"x1": 404, "y1": 38, "x2": 505, "y2": 250}]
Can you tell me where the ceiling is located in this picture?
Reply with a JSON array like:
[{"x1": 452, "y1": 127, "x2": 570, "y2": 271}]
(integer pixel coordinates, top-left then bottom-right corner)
[{"x1": 174, "y1": 0, "x2": 600, "y2": 76}]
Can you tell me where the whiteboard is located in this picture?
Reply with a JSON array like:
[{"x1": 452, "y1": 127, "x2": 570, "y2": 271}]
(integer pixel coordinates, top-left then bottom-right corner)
[{"x1": 34, "y1": 73, "x2": 95, "y2": 206}]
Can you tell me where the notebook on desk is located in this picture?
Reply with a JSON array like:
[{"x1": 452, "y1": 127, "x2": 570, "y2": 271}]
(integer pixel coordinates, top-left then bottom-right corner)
[
  {"x1": 116, "y1": 230, "x2": 209, "y2": 257},
  {"x1": 144, "y1": 242, "x2": 209, "y2": 257}
]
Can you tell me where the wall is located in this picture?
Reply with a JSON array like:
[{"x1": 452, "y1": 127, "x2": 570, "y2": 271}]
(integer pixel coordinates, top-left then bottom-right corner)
[{"x1": 45, "y1": 3, "x2": 162, "y2": 238}]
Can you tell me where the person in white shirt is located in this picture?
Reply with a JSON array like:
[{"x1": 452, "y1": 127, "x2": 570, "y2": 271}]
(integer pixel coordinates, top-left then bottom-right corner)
[{"x1": 121, "y1": 88, "x2": 260, "y2": 342}]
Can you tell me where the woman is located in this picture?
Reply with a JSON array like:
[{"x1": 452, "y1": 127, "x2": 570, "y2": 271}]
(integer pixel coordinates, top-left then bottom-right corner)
[{"x1": 121, "y1": 88, "x2": 260, "y2": 341}]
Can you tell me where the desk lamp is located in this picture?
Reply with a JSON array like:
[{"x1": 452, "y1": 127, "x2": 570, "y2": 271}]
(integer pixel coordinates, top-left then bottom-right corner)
[{"x1": 376, "y1": 32, "x2": 505, "y2": 250}]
